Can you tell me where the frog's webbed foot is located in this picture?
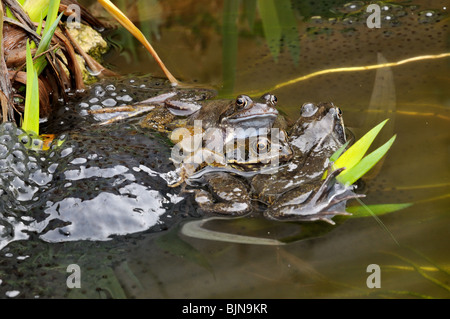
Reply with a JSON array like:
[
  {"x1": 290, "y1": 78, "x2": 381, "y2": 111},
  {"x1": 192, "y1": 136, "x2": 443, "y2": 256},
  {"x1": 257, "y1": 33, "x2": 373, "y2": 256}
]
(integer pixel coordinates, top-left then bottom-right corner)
[
  {"x1": 264, "y1": 168, "x2": 365, "y2": 224},
  {"x1": 89, "y1": 105, "x2": 156, "y2": 125},
  {"x1": 192, "y1": 173, "x2": 252, "y2": 217}
]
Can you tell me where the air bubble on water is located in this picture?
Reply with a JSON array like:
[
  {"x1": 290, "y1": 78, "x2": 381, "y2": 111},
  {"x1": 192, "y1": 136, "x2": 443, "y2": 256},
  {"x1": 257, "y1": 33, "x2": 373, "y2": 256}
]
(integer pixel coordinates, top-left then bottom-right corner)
[
  {"x1": 102, "y1": 98, "x2": 117, "y2": 107},
  {"x1": 0, "y1": 144, "x2": 8, "y2": 157},
  {"x1": 12, "y1": 150, "x2": 26, "y2": 161},
  {"x1": 70, "y1": 157, "x2": 87, "y2": 165},
  {"x1": 90, "y1": 104, "x2": 102, "y2": 111},
  {"x1": 418, "y1": 10, "x2": 438, "y2": 23},
  {"x1": 17, "y1": 255, "x2": 29, "y2": 260},
  {"x1": 30, "y1": 169, "x2": 53, "y2": 186},
  {"x1": 121, "y1": 95, "x2": 133, "y2": 102},
  {"x1": 106, "y1": 84, "x2": 116, "y2": 91},
  {"x1": 88, "y1": 154, "x2": 98, "y2": 160},
  {"x1": 94, "y1": 86, "x2": 105, "y2": 97},
  {"x1": 79, "y1": 102, "x2": 89, "y2": 108},
  {"x1": 48, "y1": 163, "x2": 59, "y2": 174},
  {"x1": 61, "y1": 147, "x2": 73, "y2": 158},
  {"x1": 343, "y1": 1, "x2": 364, "y2": 12},
  {"x1": 89, "y1": 97, "x2": 99, "y2": 104},
  {"x1": 4, "y1": 253, "x2": 13, "y2": 257},
  {"x1": 5, "y1": 291, "x2": 20, "y2": 298}
]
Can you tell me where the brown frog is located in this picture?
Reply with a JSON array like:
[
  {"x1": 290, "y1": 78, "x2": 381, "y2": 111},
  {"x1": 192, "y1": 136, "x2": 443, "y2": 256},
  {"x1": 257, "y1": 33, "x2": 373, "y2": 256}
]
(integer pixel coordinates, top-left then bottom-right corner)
[{"x1": 187, "y1": 102, "x2": 364, "y2": 223}]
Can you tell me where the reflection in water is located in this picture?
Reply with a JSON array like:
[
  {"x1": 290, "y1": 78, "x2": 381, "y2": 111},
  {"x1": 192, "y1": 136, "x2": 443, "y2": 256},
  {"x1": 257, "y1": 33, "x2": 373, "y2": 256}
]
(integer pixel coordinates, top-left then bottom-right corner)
[{"x1": 40, "y1": 183, "x2": 166, "y2": 242}]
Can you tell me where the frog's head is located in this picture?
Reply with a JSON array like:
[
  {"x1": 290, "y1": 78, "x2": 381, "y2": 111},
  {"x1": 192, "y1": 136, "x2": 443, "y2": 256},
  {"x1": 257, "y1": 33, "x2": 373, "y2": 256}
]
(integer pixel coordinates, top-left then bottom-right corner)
[
  {"x1": 220, "y1": 93, "x2": 279, "y2": 129},
  {"x1": 289, "y1": 102, "x2": 346, "y2": 153}
]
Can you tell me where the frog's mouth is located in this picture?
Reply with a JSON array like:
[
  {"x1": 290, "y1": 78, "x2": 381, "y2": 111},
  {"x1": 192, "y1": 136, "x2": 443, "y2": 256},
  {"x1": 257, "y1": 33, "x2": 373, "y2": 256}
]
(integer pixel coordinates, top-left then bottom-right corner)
[{"x1": 224, "y1": 110, "x2": 279, "y2": 126}]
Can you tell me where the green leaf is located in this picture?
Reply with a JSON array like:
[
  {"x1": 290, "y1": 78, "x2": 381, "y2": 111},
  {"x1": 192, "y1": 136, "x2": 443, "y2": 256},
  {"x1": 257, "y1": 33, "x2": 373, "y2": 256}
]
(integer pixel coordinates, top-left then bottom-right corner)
[
  {"x1": 23, "y1": 0, "x2": 50, "y2": 22},
  {"x1": 6, "y1": 0, "x2": 26, "y2": 20},
  {"x1": 347, "y1": 203, "x2": 413, "y2": 218},
  {"x1": 329, "y1": 140, "x2": 350, "y2": 162},
  {"x1": 334, "y1": 119, "x2": 389, "y2": 172},
  {"x1": 34, "y1": 11, "x2": 64, "y2": 75},
  {"x1": 41, "y1": 0, "x2": 61, "y2": 39},
  {"x1": 258, "y1": 0, "x2": 281, "y2": 61},
  {"x1": 337, "y1": 134, "x2": 396, "y2": 185},
  {"x1": 22, "y1": 41, "x2": 40, "y2": 136}
]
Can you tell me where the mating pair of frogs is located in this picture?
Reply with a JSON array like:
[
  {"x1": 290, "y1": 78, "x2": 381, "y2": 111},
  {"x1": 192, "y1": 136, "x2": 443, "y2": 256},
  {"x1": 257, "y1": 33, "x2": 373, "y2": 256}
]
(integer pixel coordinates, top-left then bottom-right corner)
[{"x1": 101, "y1": 89, "x2": 363, "y2": 224}]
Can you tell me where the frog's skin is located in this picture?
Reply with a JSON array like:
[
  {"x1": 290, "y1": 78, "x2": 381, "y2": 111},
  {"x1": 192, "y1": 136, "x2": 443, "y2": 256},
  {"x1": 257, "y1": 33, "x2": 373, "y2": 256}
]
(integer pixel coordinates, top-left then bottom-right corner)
[
  {"x1": 146, "y1": 91, "x2": 290, "y2": 186},
  {"x1": 252, "y1": 102, "x2": 347, "y2": 203},
  {"x1": 140, "y1": 90, "x2": 280, "y2": 134},
  {"x1": 190, "y1": 102, "x2": 364, "y2": 224}
]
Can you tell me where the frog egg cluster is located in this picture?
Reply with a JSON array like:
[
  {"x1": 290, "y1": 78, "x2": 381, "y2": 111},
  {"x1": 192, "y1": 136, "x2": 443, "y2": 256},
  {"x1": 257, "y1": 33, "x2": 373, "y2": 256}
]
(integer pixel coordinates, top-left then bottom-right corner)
[
  {"x1": 0, "y1": 123, "x2": 54, "y2": 205},
  {"x1": 77, "y1": 76, "x2": 172, "y2": 122},
  {"x1": 78, "y1": 82, "x2": 134, "y2": 121},
  {"x1": 0, "y1": 123, "x2": 58, "y2": 249}
]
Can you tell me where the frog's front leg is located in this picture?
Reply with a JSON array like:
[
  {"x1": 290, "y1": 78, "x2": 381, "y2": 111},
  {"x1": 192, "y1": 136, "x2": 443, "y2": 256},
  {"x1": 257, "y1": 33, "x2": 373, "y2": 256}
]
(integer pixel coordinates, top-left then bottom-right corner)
[
  {"x1": 264, "y1": 168, "x2": 365, "y2": 224},
  {"x1": 193, "y1": 172, "x2": 252, "y2": 216}
]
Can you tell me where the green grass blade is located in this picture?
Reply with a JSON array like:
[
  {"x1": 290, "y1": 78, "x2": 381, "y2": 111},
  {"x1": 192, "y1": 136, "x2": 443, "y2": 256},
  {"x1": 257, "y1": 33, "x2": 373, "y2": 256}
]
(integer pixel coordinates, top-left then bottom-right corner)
[
  {"x1": 23, "y1": 0, "x2": 50, "y2": 22},
  {"x1": 347, "y1": 202, "x2": 413, "y2": 218},
  {"x1": 22, "y1": 40, "x2": 40, "y2": 136},
  {"x1": 334, "y1": 119, "x2": 389, "y2": 172},
  {"x1": 352, "y1": 198, "x2": 400, "y2": 246},
  {"x1": 329, "y1": 140, "x2": 350, "y2": 162},
  {"x1": 337, "y1": 134, "x2": 396, "y2": 185},
  {"x1": 257, "y1": 0, "x2": 281, "y2": 61},
  {"x1": 34, "y1": 11, "x2": 64, "y2": 75},
  {"x1": 6, "y1": 0, "x2": 26, "y2": 19},
  {"x1": 41, "y1": 0, "x2": 61, "y2": 38}
]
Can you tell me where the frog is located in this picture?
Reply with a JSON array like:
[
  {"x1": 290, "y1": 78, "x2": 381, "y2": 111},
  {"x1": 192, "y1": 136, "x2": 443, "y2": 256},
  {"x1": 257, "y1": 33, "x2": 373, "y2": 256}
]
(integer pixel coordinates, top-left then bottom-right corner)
[
  {"x1": 91, "y1": 88, "x2": 292, "y2": 185},
  {"x1": 186, "y1": 102, "x2": 364, "y2": 224},
  {"x1": 145, "y1": 91, "x2": 292, "y2": 185}
]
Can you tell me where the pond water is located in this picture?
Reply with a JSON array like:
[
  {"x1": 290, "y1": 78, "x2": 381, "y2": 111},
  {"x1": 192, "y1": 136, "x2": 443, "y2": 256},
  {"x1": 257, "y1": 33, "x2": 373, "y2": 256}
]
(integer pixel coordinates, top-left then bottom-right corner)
[{"x1": 0, "y1": 0, "x2": 449, "y2": 299}]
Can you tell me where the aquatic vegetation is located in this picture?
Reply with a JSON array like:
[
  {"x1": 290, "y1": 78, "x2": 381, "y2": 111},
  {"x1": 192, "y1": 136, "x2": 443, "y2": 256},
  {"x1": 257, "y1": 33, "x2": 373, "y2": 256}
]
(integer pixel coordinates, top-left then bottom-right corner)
[
  {"x1": 98, "y1": 0, "x2": 178, "y2": 85},
  {"x1": 330, "y1": 119, "x2": 396, "y2": 186},
  {"x1": 22, "y1": 41, "x2": 39, "y2": 136}
]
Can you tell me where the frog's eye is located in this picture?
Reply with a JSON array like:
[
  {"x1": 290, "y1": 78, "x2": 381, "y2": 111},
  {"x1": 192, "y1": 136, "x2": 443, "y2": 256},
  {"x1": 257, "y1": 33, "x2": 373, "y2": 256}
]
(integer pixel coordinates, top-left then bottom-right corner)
[
  {"x1": 236, "y1": 96, "x2": 247, "y2": 109},
  {"x1": 269, "y1": 94, "x2": 277, "y2": 105},
  {"x1": 262, "y1": 93, "x2": 277, "y2": 105},
  {"x1": 255, "y1": 138, "x2": 270, "y2": 154},
  {"x1": 336, "y1": 107, "x2": 343, "y2": 117},
  {"x1": 300, "y1": 102, "x2": 318, "y2": 117}
]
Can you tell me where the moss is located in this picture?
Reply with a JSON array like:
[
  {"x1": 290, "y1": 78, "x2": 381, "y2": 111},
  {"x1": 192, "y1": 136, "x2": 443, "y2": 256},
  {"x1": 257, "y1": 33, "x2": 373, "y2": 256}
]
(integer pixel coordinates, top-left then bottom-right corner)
[{"x1": 65, "y1": 22, "x2": 108, "y2": 61}]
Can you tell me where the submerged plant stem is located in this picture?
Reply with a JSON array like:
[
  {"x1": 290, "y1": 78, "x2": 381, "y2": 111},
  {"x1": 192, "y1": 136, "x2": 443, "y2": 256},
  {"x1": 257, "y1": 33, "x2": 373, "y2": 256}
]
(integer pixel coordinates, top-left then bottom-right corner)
[
  {"x1": 97, "y1": 0, "x2": 178, "y2": 85},
  {"x1": 254, "y1": 52, "x2": 450, "y2": 94}
]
